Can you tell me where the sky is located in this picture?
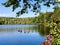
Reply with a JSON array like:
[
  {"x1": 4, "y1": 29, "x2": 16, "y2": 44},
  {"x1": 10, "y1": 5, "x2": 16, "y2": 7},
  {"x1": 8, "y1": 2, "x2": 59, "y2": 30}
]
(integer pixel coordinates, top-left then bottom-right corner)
[{"x1": 0, "y1": 0, "x2": 54, "y2": 18}]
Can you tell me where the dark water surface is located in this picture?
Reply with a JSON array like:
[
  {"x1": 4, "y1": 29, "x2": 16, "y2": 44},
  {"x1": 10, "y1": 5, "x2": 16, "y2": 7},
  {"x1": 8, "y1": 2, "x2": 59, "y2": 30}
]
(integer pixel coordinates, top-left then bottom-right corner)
[{"x1": 0, "y1": 24, "x2": 47, "y2": 45}]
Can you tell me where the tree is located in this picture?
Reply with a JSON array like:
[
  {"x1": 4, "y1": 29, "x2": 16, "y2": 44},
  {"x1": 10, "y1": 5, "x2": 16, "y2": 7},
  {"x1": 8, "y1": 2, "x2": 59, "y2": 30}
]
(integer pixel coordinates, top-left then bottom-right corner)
[
  {"x1": 2, "y1": 0, "x2": 60, "y2": 16},
  {"x1": 1, "y1": 0, "x2": 60, "y2": 45}
]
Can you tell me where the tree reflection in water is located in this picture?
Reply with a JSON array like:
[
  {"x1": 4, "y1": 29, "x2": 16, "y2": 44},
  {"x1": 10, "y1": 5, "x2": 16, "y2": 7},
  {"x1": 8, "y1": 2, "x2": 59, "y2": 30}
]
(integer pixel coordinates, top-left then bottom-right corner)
[
  {"x1": 37, "y1": 24, "x2": 50, "y2": 36},
  {"x1": 17, "y1": 24, "x2": 50, "y2": 36}
]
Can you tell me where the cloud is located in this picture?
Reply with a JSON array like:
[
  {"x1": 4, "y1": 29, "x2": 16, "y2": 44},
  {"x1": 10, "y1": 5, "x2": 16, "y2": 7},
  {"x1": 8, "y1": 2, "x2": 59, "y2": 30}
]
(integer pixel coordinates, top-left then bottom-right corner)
[
  {"x1": 0, "y1": 13, "x2": 16, "y2": 17},
  {"x1": 0, "y1": 12, "x2": 39, "y2": 18},
  {"x1": 19, "y1": 12, "x2": 39, "y2": 18}
]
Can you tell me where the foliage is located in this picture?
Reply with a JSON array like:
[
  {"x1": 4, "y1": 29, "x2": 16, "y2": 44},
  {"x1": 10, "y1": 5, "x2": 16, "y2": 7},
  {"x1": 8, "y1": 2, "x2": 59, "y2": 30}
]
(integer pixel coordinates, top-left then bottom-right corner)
[
  {"x1": 35, "y1": 6, "x2": 60, "y2": 45},
  {"x1": 2, "y1": 0, "x2": 60, "y2": 16},
  {"x1": 1, "y1": 1, "x2": 60, "y2": 44},
  {"x1": 0, "y1": 17, "x2": 34, "y2": 24},
  {"x1": 49, "y1": 22, "x2": 60, "y2": 45},
  {"x1": 45, "y1": 6, "x2": 60, "y2": 45}
]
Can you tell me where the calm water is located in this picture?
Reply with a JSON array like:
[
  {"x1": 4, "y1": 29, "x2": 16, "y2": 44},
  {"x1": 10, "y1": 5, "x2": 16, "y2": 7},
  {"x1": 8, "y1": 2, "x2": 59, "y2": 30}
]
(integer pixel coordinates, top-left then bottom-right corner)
[{"x1": 0, "y1": 24, "x2": 47, "y2": 45}]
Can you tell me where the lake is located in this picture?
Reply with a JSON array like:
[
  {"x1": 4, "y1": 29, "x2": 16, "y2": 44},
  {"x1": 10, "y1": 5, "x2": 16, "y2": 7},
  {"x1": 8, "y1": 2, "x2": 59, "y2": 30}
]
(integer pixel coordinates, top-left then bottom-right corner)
[{"x1": 0, "y1": 24, "x2": 47, "y2": 45}]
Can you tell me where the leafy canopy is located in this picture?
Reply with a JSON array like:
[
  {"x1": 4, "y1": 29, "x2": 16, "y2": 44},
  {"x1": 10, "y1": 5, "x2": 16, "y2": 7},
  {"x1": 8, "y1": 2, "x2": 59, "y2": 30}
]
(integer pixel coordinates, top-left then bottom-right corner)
[{"x1": 2, "y1": 0, "x2": 60, "y2": 16}]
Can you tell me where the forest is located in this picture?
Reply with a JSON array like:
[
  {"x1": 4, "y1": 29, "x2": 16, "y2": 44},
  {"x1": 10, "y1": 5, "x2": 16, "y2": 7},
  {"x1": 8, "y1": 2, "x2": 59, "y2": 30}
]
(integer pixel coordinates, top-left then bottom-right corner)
[
  {"x1": 0, "y1": 6, "x2": 60, "y2": 25},
  {"x1": 0, "y1": 17, "x2": 34, "y2": 24},
  {"x1": 1, "y1": 0, "x2": 60, "y2": 45},
  {"x1": 0, "y1": 6, "x2": 60, "y2": 45}
]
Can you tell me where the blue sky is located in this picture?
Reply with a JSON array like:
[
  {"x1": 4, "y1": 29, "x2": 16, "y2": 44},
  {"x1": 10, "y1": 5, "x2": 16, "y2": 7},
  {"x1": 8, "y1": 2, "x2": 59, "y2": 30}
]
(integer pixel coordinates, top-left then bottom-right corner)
[{"x1": 0, "y1": 0, "x2": 54, "y2": 18}]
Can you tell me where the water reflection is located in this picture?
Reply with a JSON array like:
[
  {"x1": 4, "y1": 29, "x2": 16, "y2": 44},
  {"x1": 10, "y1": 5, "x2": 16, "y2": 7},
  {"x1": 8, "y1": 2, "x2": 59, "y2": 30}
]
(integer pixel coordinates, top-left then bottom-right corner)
[
  {"x1": 0, "y1": 24, "x2": 48, "y2": 45},
  {"x1": 37, "y1": 24, "x2": 50, "y2": 36},
  {"x1": 18, "y1": 30, "x2": 37, "y2": 34},
  {"x1": 0, "y1": 24, "x2": 50, "y2": 36}
]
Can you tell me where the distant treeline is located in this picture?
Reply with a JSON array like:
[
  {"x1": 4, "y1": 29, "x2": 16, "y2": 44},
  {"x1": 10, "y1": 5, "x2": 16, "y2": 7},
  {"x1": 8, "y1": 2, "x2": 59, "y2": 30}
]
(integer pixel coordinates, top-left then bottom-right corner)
[
  {"x1": 0, "y1": 17, "x2": 36, "y2": 24},
  {"x1": 0, "y1": 6, "x2": 60, "y2": 24}
]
